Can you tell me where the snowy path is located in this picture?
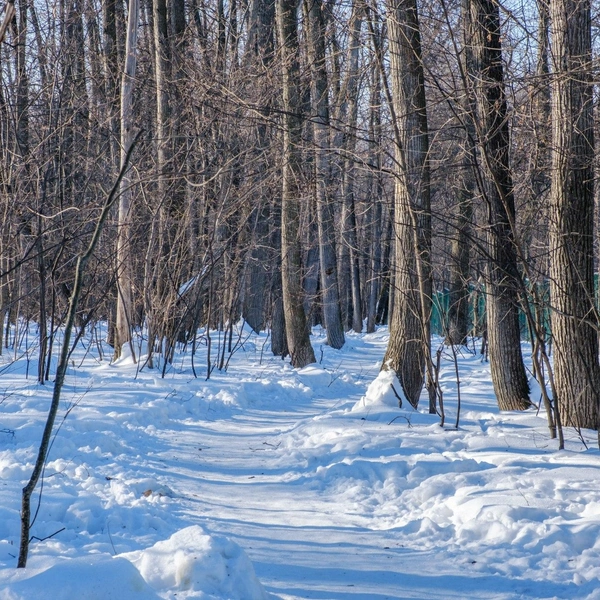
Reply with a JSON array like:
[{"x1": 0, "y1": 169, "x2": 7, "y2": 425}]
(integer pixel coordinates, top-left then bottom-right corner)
[
  {"x1": 83, "y1": 332, "x2": 591, "y2": 599},
  {"x1": 131, "y1": 337, "x2": 465, "y2": 600},
  {"x1": 113, "y1": 334, "x2": 416, "y2": 599},
  {"x1": 2, "y1": 327, "x2": 600, "y2": 599}
]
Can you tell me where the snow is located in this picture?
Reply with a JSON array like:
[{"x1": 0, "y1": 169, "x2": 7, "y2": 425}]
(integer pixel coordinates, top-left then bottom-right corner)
[
  {"x1": 121, "y1": 526, "x2": 267, "y2": 599},
  {"x1": 1, "y1": 323, "x2": 600, "y2": 599}
]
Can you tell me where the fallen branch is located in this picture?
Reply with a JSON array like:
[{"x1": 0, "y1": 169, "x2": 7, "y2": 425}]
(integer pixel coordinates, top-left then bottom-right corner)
[
  {"x1": 30, "y1": 527, "x2": 65, "y2": 543},
  {"x1": 388, "y1": 415, "x2": 412, "y2": 427}
]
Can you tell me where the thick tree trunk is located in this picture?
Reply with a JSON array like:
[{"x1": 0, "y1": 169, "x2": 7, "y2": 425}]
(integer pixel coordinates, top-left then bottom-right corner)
[
  {"x1": 382, "y1": 0, "x2": 431, "y2": 408},
  {"x1": 549, "y1": 0, "x2": 600, "y2": 429},
  {"x1": 306, "y1": 0, "x2": 344, "y2": 349},
  {"x1": 467, "y1": 0, "x2": 530, "y2": 411},
  {"x1": 276, "y1": 0, "x2": 315, "y2": 368}
]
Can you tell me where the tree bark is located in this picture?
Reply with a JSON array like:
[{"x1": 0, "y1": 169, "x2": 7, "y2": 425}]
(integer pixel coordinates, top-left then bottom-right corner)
[
  {"x1": 447, "y1": 22, "x2": 475, "y2": 348},
  {"x1": 366, "y1": 63, "x2": 383, "y2": 335},
  {"x1": 276, "y1": 0, "x2": 315, "y2": 368},
  {"x1": 114, "y1": 0, "x2": 139, "y2": 360},
  {"x1": 548, "y1": 0, "x2": 600, "y2": 429},
  {"x1": 338, "y1": 2, "x2": 363, "y2": 334},
  {"x1": 14, "y1": 0, "x2": 28, "y2": 159},
  {"x1": 446, "y1": 170, "x2": 472, "y2": 347},
  {"x1": 467, "y1": 0, "x2": 530, "y2": 410},
  {"x1": 241, "y1": 0, "x2": 275, "y2": 333},
  {"x1": 305, "y1": 0, "x2": 344, "y2": 349},
  {"x1": 382, "y1": 0, "x2": 431, "y2": 408}
]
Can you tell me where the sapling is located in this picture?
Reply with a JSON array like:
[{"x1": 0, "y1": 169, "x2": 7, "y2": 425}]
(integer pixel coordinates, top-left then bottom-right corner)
[{"x1": 17, "y1": 135, "x2": 140, "y2": 568}]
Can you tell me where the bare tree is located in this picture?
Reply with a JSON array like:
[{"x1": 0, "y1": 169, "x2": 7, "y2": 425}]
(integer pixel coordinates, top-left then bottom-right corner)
[
  {"x1": 382, "y1": 0, "x2": 432, "y2": 408},
  {"x1": 18, "y1": 137, "x2": 140, "y2": 568},
  {"x1": 276, "y1": 0, "x2": 315, "y2": 367},
  {"x1": 114, "y1": 0, "x2": 140, "y2": 360},
  {"x1": 466, "y1": 0, "x2": 530, "y2": 411},
  {"x1": 305, "y1": 0, "x2": 345, "y2": 349},
  {"x1": 548, "y1": 0, "x2": 600, "y2": 429},
  {"x1": 337, "y1": 1, "x2": 364, "y2": 334}
]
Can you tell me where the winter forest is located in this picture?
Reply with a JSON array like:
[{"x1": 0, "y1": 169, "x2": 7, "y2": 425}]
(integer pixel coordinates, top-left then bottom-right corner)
[{"x1": 2, "y1": 0, "x2": 600, "y2": 597}]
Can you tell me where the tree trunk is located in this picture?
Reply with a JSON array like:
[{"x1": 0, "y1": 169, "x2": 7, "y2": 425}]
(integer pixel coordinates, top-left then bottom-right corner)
[
  {"x1": 338, "y1": 2, "x2": 363, "y2": 334},
  {"x1": 14, "y1": 0, "x2": 29, "y2": 159},
  {"x1": 114, "y1": 0, "x2": 139, "y2": 360},
  {"x1": 276, "y1": 0, "x2": 315, "y2": 368},
  {"x1": 366, "y1": 61, "x2": 383, "y2": 334},
  {"x1": 269, "y1": 202, "x2": 288, "y2": 358},
  {"x1": 446, "y1": 59, "x2": 475, "y2": 347},
  {"x1": 146, "y1": 0, "x2": 173, "y2": 366},
  {"x1": 241, "y1": 0, "x2": 276, "y2": 333},
  {"x1": 102, "y1": 0, "x2": 120, "y2": 167},
  {"x1": 548, "y1": 0, "x2": 600, "y2": 429},
  {"x1": 467, "y1": 0, "x2": 530, "y2": 410},
  {"x1": 382, "y1": 0, "x2": 431, "y2": 408},
  {"x1": 305, "y1": 0, "x2": 344, "y2": 349},
  {"x1": 446, "y1": 172, "x2": 472, "y2": 346}
]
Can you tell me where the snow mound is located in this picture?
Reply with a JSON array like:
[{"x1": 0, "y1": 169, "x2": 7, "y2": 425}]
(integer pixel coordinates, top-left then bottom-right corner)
[
  {"x1": 297, "y1": 365, "x2": 331, "y2": 387},
  {"x1": 121, "y1": 525, "x2": 268, "y2": 600},
  {"x1": 112, "y1": 343, "x2": 136, "y2": 366},
  {"x1": 0, "y1": 555, "x2": 160, "y2": 600},
  {"x1": 352, "y1": 368, "x2": 408, "y2": 410}
]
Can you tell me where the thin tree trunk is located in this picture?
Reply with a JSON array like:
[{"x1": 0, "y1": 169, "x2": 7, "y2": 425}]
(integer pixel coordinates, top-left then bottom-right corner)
[
  {"x1": 306, "y1": 0, "x2": 344, "y2": 348},
  {"x1": 103, "y1": 0, "x2": 120, "y2": 168},
  {"x1": 114, "y1": 0, "x2": 139, "y2": 360},
  {"x1": 18, "y1": 137, "x2": 140, "y2": 568},
  {"x1": 366, "y1": 61, "x2": 383, "y2": 334},
  {"x1": 14, "y1": 0, "x2": 29, "y2": 159},
  {"x1": 338, "y1": 2, "x2": 363, "y2": 334}
]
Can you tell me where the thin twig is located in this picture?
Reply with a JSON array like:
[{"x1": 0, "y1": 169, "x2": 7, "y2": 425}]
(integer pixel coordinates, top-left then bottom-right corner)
[
  {"x1": 390, "y1": 383, "x2": 403, "y2": 408},
  {"x1": 30, "y1": 527, "x2": 65, "y2": 543}
]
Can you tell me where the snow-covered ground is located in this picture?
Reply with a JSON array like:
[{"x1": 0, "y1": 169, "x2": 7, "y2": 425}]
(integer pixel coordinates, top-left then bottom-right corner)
[{"x1": 1, "y1": 323, "x2": 600, "y2": 599}]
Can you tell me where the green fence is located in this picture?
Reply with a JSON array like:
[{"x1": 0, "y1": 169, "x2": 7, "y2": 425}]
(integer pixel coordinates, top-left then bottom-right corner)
[{"x1": 431, "y1": 281, "x2": 554, "y2": 341}]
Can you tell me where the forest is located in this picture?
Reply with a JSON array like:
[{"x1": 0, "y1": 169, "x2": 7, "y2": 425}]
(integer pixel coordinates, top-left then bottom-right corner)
[
  {"x1": 2, "y1": 0, "x2": 596, "y2": 430},
  {"x1": 1, "y1": 0, "x2": 600, "y2": 595}
]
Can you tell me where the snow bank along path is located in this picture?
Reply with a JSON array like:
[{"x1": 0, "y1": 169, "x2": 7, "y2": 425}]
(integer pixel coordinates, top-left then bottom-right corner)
[{"x1": 1, "y1": 325, "x2": 600, "y2": 599}]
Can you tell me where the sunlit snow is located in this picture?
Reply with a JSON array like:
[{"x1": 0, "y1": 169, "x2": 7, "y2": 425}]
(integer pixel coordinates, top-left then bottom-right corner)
[{"x1": 0, "y1": 322, "x2": 599, "y2": 599}]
